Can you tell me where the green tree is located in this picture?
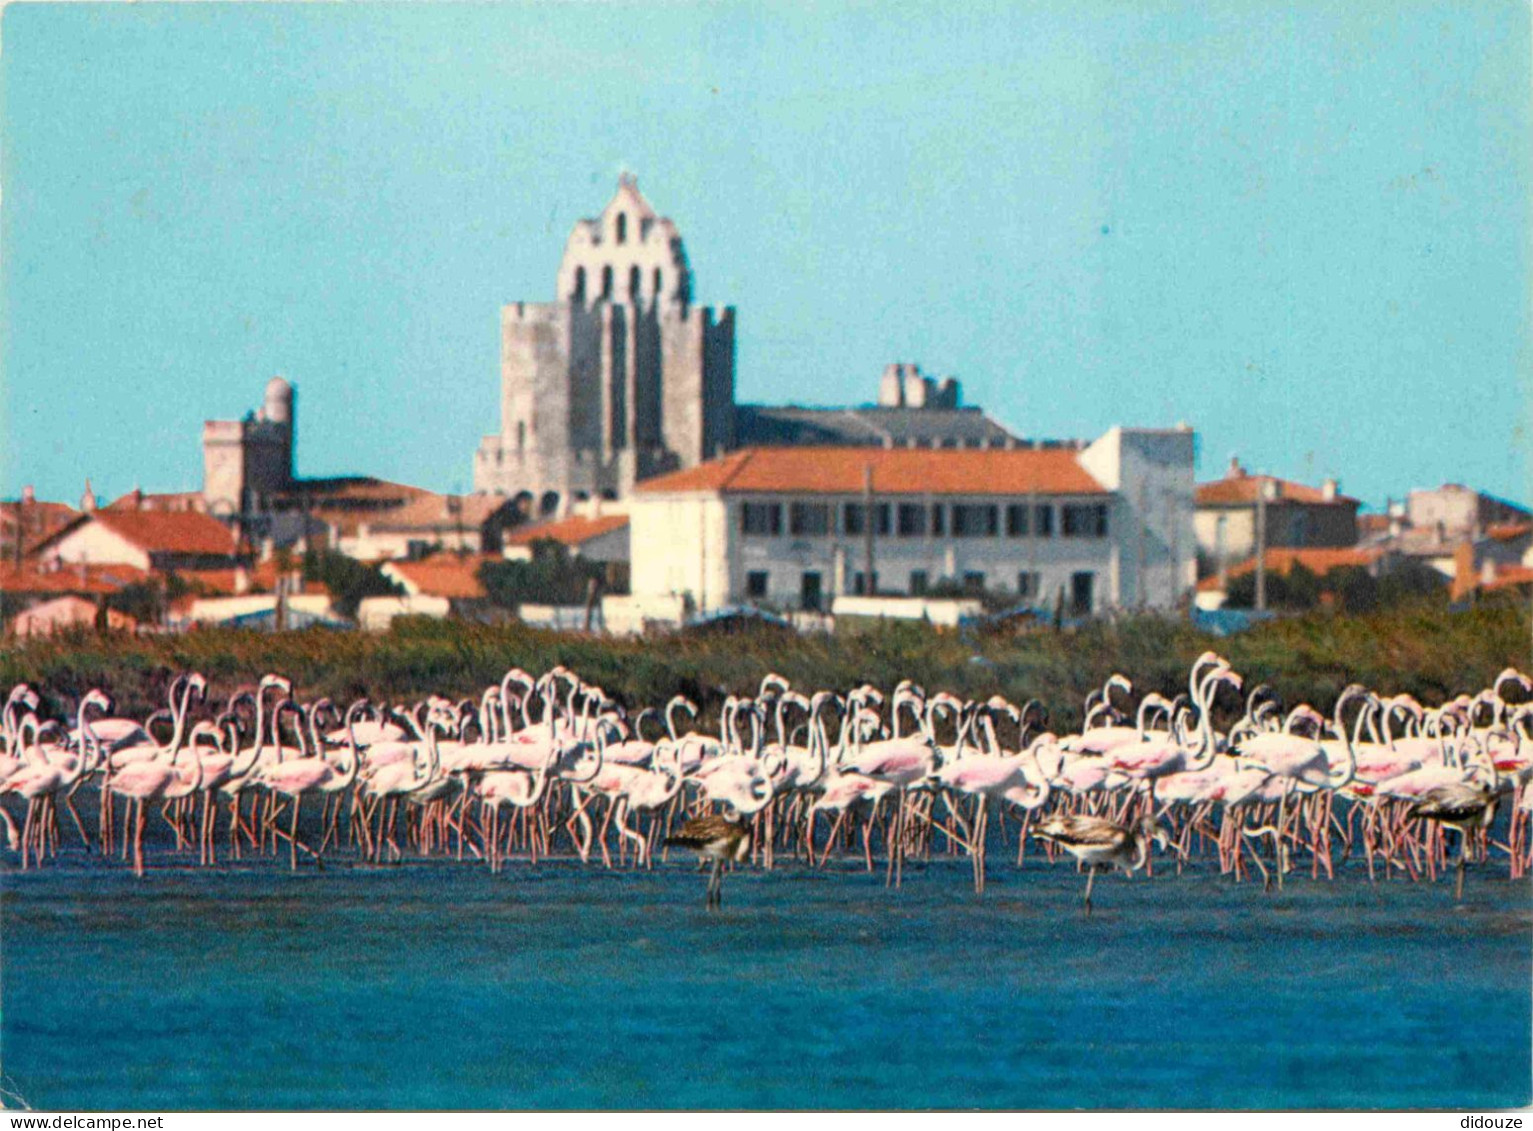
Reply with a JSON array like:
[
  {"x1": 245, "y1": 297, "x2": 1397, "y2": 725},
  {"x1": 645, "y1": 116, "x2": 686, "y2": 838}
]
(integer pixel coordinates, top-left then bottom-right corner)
[
  {"x1": 302, "y1": 550, "x2": 403, "y2": 618},
  {"x1": 1378, "y1": 559, "x2": 1448, "y2": 605},
  {"x1": 478, "y1": 540, "x2": 620, "y2": 607},
  {"x1": 1322, "y1": 566, "x2": 1379, "y2": 613}
]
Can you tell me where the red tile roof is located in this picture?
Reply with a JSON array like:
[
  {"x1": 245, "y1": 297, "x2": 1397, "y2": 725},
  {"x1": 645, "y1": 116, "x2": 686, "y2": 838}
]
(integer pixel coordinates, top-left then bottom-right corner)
[
  {"x1": 104, "y1": 490, "x2": 207, "y2": 514},
  {"x1": 1482, "y1": 566, "x2": 1533, "y2": 593},
  {"x1": 381, "y1": 555, "x2": 492, "y2": 599},
  {"x1": 1197, "y1": 547, "x2": 1386, "y2": 591},
  {"x1": 1196, "y1": 473, "x2": 1356, "y2": 507},
  {"x1": 366, "y1": 492, "x2": 513, "y2": 531},
  {"x1": 0, "y1": 561, "x2": 150, "y2": 596},
  {"x1": 504, "y1": 513, "x2": 630, "y2": 548},
  {"x1": 0, "y1": 499, "x2": 78, "y2": 553},
  {"x1": 174, "y1": 561, "x2": 331, "y2": 597},
  {"x1": 82, "y1": 510, "x2": 237, "y2": 556},
  {"x1": 634, "y1": 447, "x2": 1107, "y2": 497},
  {"x1": 1486, "y1": 522, "x2": 1533, "y2": 543},
  {"x1": 284, "y1": 477, "x2": 428, "y2": 505}
]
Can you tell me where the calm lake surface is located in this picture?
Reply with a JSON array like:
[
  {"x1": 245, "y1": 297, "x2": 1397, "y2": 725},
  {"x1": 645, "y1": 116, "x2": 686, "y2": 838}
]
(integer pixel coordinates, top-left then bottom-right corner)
[{"x1": 3, "y1": 856, "x2": 1529, "y2": 1110}]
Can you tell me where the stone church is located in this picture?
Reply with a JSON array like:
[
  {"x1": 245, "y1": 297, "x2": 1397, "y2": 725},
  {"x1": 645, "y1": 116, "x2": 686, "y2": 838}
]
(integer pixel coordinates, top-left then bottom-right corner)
[{"x1": 471, "y1": 175, "x2": 736, "y2": 514}]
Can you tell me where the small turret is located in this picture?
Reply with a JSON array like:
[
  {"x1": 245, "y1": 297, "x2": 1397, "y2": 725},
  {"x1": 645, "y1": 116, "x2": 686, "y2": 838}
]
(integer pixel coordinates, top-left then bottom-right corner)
[{"x1": 263, "y1": 376, "x2": 293, "y2": 425}]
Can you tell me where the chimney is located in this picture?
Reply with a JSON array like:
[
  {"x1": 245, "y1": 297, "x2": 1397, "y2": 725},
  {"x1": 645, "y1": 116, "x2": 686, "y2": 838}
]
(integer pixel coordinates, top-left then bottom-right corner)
[
  {"x1": 20, "y1": 485, "x2": 35, "y2": 505},
  {"x1": 80, "y1": 478, "x2": 97, "y2": 513},
  {"x1": 1227, "y1": 456, "x2": 1244, "y2": 479},
  {"x1": 1321, "y1": 477, "x2": 1338, "y2": 501},
  {"x1": 234, "y1": 565, "x2": 251, "y2": 595},
  {"x1": 131, "y1": 486, "x2": 144, "y2": 510}
]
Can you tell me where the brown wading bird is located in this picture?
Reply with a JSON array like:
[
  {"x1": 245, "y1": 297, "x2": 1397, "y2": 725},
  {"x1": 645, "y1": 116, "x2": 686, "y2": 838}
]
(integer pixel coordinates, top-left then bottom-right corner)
[
  {"x1": 1407, "y1": 780, "x2": 1499, "y2": 901},
  {"x1": 666, "y1": 811, "x2": 752, "y2": 909},
  {"x1": 1031, "y1": 813, "x2": 1173, "y2": 915}
]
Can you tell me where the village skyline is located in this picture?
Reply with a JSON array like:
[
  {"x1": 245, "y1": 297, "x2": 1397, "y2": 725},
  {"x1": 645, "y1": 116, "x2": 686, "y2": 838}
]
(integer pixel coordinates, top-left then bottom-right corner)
[{"x1": 3, "y1": 2, "x2": 1529, "y2": 510}]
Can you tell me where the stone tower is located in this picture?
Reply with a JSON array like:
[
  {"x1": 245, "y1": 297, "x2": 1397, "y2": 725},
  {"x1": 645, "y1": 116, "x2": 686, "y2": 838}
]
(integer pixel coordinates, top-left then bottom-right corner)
[
  {"x1": 202, "y1": 376, "x2": 295, "y2": 516},
  {"x1": 473, "y1": 176, "x2": 735, "y2": 513}
]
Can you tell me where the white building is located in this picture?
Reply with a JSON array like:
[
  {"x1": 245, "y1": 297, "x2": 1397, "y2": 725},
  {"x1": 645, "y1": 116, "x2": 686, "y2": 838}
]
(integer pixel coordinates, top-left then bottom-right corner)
[{"x1": 628, "y1": 427, "x2": 1195, "y2": 615}]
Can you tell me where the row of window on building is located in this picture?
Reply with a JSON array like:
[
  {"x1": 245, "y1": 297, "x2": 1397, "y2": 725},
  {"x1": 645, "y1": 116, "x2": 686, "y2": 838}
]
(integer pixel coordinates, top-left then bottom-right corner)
[
  {"x1": 744, "y1": 567, "x2": 1094, "y2": 612},
  {"x1": 571, "y1": 264, "x2": 665, "y2": 302},
  {"x1": 739, "y1": 501, "x2": 1110, "y2": 539}
]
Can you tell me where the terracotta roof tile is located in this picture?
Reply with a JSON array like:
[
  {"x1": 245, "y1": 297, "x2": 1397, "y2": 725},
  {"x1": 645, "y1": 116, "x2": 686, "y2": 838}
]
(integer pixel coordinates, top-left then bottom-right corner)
[
  {"x1": 1486, "y1": 522, "x2": 1533, "y2": 543},
  {"x1": 1484, "y1": 566, "x2": 1533, "y2": 592},
  {"x1": 1196, "y1": 547, "x2": 1386, "y2": 591},
  {"x1": 380, "y1": 555, "x2": 493, "y2": 600},
  {"x1": 360, "y1": 492, "x2": 512, "y2": 532},
  {"x1": 0, "y1": 561, "x2": 151, "y2": 596},
  {"x1": 62, "y1": 510, "x2": 239, "y2": 557},
  {"x1": 0, "y1": 499, "x2": 78, "y2": 553},
  {"x1": 174, "y1": 562, "x2": 331, "y2": 597},
  {"x1": 504, "y1": 514, "x2": 630, "y2": 548},
  {"x1": 635, "y1": 447, "x2": 1107, "y2": 497},
  {"x1": 1196, "y1": 474, "x2": 1356, "y2": 507},
  {"x1": 283, "y1": 477, "x2": 429, "y2": 504},
  {"x1": 104, "y1": 490, "x2": 207, "y2": 513}
]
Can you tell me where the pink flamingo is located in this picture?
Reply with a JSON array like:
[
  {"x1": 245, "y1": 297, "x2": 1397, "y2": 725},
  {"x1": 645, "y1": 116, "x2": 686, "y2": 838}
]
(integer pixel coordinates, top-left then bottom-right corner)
[{"x1": 106, "y1": 675, "x2": 208, "y2": 876}]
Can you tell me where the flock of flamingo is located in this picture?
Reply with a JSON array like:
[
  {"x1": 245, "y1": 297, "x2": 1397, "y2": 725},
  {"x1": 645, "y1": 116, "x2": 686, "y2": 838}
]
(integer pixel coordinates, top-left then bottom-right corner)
[{"x1": 3, "y1": 652, "x2": 1531, "y2": 911}]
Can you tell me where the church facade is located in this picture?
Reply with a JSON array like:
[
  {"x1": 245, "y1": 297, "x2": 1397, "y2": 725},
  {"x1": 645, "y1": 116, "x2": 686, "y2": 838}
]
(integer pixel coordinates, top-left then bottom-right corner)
[{"x1": 472, "y1": 176, "x2": 736, "y2": 514}]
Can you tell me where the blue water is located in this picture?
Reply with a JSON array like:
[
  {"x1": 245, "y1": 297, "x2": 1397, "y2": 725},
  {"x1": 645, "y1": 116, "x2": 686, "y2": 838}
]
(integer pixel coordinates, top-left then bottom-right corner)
[{"x1": 2, "y1": 856, "x2": 1529, "y2": 1110}]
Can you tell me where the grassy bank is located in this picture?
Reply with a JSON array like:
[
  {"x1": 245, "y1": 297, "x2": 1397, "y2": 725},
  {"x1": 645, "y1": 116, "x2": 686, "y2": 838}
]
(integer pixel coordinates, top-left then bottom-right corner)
[{"x1": 3, "y1": 596, "x2": 1528, "y2": 726}]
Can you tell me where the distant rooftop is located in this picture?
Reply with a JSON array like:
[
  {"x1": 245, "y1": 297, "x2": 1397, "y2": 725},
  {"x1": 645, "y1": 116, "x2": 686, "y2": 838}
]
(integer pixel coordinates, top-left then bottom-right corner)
[
  {"x1": 1196, "y1": 457, "x2": 1355, "y2": 507},
  {"x1": 734, "y1": 361, "x2": 1022, "y2": 452},
  {"x1": 636, "y1": 445, "x2": 1107, "y2": 497},
  {"x1": 735, "y1": 403, "x2": 1018, "y2": 450}
]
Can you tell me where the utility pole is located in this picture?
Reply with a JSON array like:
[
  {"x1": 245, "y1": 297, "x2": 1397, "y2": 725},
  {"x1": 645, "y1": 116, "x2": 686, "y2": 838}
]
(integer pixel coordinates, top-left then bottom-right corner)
[
  {"x1": 1136, "y1": 481, "x2": 1148, "y2": 609},
  {"x1": 1027, "y1": 486, "x2": 1038, "y2": 606},
  {"x1": 1165, "y1": 487, "x2": 1179, "y2": 610},
  {"x1": 863, "y1": 463, "x2": 875, "y2": 596},
  {"x1": 1255, "y1": 478, "x2": 1273, "y2": 611},
  {"x1": 449, "y1": 494, "x2": 465, "y2": 557}
]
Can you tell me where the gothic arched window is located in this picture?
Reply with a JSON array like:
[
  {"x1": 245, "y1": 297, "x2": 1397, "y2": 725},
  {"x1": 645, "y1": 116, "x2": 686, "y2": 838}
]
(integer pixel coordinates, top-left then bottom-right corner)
[
  {"x1": 616, "y1": 213, "x2": 627, "y2": 243},
  {"x1": 629, "y1": 265, "x2": 641, "y2": 299},
  {"x1": 600, "y1": 265, "x2": 613, "y2": 299},
  {"x1": 572, "y1": 266, "x2": 587, "y2": 302},
  {"x1": 653, "y1": 268, "x2": 663, "y2": 297}
]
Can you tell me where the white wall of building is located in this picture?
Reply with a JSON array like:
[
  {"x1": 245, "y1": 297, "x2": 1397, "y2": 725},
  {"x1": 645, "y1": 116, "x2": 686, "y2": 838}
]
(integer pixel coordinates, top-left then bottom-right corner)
[
  {"x1": 503, "y1": 525, "x2": 630, "y2": 564},
  {"x1": 723, "y1": 493, "x2": 1115, "y2": 612},
  {"x1": 339, "y1": 525, "x2": 483, "y2": 564},
  {"x1": 43, "y1": 524, "x2": 152, "y2": 570},
  {"x1": 1080, "y1": 427, "x2": 1197, "y2": 609},
  {"x1": 632, "y1": 491, "x2": 1122, "y2": 613},
  {"x1": 629, "y1": 495, "x2": 731, "y2": 611},
  {"x1": 357, "y1": 595, "x2": 452, "y2": 631},
  {"x1": 630, "y1": 429, "x2": 1197, "y2": 616},
  {"x1": 1193, "y1": 508, "x2": 1257, "y2": 568}
]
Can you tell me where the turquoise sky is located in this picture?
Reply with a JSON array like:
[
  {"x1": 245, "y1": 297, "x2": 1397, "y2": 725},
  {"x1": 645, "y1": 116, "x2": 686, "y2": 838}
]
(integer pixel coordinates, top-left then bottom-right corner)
[{"x1": 4, "y1": 1, "x2": 1529, "y2": 508}]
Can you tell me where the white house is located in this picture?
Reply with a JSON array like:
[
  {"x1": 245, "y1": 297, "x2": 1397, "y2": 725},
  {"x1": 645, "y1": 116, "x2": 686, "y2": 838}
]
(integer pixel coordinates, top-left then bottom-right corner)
[
  {"x1": 628, "y1": 428, "x2": 1195, "y2": 615},
  {"x1": 501, "y1": 510, "x2": 630, "y2": 564},
  {"x1": 30, "y1": 509, "x2": 240, "y2": 573}
]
